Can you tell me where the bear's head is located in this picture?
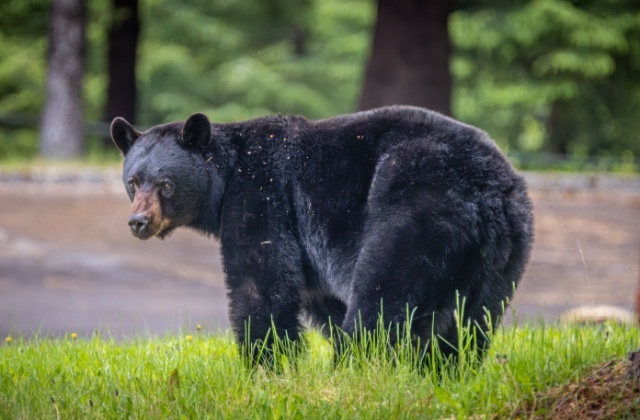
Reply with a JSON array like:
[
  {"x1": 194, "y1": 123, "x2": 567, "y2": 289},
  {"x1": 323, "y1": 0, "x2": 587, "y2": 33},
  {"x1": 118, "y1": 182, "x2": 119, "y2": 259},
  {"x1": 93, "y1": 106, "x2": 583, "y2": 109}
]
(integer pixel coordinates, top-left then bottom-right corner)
[{"x1": 111, "y1": 113, "x2": 217, "y2": 240}]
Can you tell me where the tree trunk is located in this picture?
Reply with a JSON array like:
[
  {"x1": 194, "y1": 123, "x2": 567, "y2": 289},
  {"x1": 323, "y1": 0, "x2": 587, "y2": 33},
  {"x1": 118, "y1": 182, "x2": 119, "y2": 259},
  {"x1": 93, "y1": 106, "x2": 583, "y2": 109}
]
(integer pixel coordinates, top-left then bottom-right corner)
[
  {"x1": 39, "y1": 0, "x2": 87, "y2": 159},
  {"x1": 359, "y1": 0, "x2": 453, "y2": 115},
  {"x1": 547, "y1": 100, "x2": 573, "y2": 155},
  {"x1": 103, "y1": 0, "x2": 139, "y2": 147}
]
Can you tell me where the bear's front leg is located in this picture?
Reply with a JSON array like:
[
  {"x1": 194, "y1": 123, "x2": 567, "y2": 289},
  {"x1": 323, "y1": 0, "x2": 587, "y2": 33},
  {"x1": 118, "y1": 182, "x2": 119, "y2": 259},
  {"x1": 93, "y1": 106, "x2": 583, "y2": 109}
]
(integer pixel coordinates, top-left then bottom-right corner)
[
  {"x1": 222, "y1": 234, "x2": 305, "y2": 367},
  {"x1": 226, "y1": 278, "x2": 302, "y2": 367},
  {"x1": 220, "y1": 173, "x2": 308, "y2": 367}
]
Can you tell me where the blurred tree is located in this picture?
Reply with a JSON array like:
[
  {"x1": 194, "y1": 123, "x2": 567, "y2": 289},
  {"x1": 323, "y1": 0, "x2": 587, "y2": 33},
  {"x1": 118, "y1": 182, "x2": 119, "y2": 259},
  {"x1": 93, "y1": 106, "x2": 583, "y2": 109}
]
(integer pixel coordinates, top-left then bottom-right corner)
[
  {"x1": 136, "y1": 0, "x2": 372, "y2": 124},
  {"x1": 0, "y1": 0, "x2": 47, "y2": 118},
  {"x1": 104, "y1": 0, "x2": 139, "y2": 145},
  {"x1": 1, "y1": 0, "x2": 639, "y2": 164},
  {"x1": 359, "y1": 0, "x2": 453, "y2": 115},
  {"x1": 0, "y1": 0, "x2": 48, "y2": 159},
  {"x1": 39, "y1": 0, "x2": 87, "y2": 159}
]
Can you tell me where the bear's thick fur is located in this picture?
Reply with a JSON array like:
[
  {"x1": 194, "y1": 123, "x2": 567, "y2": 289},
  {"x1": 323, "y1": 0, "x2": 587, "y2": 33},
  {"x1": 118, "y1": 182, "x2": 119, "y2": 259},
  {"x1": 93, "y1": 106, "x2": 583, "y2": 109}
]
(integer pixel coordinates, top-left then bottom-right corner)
[{"x1": 111, "y1": 106, "x2": 533, "y2": 363}]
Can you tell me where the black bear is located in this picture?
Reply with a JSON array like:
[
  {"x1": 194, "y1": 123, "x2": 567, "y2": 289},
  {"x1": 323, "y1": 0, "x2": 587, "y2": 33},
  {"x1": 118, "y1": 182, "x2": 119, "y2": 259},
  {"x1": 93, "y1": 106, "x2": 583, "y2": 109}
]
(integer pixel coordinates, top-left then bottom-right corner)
[{"x1": 111, "y1": 106, "x2": 533, "y2": 364}]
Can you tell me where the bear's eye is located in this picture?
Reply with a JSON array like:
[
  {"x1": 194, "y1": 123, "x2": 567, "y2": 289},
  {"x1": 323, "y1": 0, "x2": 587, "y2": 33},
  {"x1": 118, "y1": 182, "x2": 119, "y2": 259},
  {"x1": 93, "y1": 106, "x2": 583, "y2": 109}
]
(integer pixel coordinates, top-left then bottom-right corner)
[
  {"x1": 127, "y1": 179, "x2": 136, "y2": 191},
  {"x1": 161, "y1": 181, "x2": 173, "y2": 191}
]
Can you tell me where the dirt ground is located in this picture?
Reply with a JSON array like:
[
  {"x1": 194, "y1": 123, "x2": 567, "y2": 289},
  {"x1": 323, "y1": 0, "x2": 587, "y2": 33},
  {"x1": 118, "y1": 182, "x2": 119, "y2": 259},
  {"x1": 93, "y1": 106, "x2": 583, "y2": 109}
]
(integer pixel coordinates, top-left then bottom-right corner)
[
  {"x1": 0, "y1": 170, "x2": 638, "y2": 338},
  {"x1": 515, "y1": 350, "x2": 640, "y2": 418}
]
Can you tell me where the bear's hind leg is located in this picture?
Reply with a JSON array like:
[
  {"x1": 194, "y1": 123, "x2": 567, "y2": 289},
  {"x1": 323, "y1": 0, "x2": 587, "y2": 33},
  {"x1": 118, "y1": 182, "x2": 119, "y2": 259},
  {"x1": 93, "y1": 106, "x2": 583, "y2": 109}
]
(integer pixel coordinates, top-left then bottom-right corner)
[
  {"x1": 337, "y1": 203, "x2": 485, "y2": 367},
  {"x1": 302, "y1": 293, "x2": 347, "y2": 338}
]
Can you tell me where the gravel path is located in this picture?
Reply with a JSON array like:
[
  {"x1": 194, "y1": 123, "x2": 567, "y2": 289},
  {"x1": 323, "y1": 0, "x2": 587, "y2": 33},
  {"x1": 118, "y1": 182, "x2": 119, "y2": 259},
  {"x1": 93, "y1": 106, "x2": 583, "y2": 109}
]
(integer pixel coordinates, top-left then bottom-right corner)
[{"x1": 0, "y1": 169, "x2": 638, "y2": 338}]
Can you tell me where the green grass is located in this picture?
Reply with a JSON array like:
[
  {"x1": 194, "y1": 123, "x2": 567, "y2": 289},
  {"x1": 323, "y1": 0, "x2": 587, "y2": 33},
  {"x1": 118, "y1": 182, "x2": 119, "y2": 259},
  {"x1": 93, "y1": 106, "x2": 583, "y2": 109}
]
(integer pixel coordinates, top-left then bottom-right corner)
[{"x1": 1, "y1": 322, "x2": 638, "y2": 419}]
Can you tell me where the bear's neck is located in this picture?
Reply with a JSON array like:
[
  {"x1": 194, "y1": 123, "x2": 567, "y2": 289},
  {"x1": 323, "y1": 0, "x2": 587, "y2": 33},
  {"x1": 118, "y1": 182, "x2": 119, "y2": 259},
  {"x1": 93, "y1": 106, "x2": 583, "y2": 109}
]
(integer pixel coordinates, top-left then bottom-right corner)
[
  {"x1": 188, "y1": 123, "x2": 238, "y2": 238},
  {"x1": 189, "y1": 185, "x2": 224, "y2": 237}
]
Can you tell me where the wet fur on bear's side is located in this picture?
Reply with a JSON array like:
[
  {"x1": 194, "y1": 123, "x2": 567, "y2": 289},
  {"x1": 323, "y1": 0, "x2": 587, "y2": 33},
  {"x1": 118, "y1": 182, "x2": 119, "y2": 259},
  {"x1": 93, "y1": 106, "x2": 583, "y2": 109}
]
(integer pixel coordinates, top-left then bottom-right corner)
[{"x1": 111, "y1": 105, "x2": 534, "y2": 363}]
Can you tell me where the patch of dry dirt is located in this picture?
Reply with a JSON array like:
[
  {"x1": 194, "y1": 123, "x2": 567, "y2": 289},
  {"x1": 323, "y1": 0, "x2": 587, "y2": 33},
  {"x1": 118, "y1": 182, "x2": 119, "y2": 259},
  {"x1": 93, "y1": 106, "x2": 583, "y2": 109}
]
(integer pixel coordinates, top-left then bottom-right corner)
[{"x1": 516, "y1": 350, "x2": 640, "y2": 419}]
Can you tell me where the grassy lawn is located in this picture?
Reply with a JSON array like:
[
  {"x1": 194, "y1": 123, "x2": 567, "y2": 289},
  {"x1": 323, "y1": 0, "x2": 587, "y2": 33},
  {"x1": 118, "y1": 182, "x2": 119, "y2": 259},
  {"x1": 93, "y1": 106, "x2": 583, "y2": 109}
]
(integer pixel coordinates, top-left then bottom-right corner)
[{"x1": 1, "y1": 322, "x2": 639, "y2": 418}]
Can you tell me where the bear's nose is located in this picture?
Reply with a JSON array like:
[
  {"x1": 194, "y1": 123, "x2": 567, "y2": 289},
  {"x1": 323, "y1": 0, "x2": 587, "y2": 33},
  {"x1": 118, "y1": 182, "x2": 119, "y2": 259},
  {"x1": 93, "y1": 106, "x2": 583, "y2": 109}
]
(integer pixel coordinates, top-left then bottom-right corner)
[{"x1": 128, "y1": 214, "x2": 149, "y2": 236}]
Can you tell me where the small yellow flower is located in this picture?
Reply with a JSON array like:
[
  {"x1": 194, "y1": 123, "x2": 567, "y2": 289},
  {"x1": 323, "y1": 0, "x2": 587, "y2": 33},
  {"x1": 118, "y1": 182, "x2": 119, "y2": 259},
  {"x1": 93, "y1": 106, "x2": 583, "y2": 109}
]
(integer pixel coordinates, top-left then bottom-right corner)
[
  {"x1": 196, "y1": 324, "x2": 202, "y2": 332},
  {"x1": 186, "y1": 335, "x2": 193, "y2": 341},
  {"x1": 71, "y1": 333, "x2": 78, "y2": 340},
  {"x1": 5, "y1": 336, "x2": 12, "y2": 344}
]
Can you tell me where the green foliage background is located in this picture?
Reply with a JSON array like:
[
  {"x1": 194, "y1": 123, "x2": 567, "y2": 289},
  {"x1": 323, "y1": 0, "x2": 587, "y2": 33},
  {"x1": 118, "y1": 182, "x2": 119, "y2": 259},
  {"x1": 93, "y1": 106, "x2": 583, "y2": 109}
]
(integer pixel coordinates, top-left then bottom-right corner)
[
  {"x1": 452, "y1": 0, "x2": 640, "y2": 158},
  {"x1": 0, "y1": 0, "x2": 638, "y2": 163}
]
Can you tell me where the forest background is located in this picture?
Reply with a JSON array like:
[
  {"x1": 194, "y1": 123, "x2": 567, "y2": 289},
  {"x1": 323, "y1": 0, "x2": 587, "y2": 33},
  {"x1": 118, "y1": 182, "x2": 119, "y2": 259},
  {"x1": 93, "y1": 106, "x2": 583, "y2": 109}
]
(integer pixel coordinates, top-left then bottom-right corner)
[{"x1": 0, "y1": 0, "x2": 638, "y2": 171}]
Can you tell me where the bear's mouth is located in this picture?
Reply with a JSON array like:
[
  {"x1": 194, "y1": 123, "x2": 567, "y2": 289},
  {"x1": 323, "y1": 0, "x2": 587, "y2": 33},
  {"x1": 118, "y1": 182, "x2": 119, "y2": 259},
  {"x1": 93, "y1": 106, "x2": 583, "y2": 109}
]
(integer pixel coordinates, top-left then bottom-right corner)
[{"x1": 131, "y1": 227, "x2": 153, "y2": 240}]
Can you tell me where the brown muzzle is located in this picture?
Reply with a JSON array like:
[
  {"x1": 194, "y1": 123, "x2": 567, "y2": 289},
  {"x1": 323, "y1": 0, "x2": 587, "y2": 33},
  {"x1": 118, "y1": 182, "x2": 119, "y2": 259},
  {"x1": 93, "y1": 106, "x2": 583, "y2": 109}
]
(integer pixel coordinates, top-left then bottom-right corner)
[{"x1": 128, "y1": 190, "x2": 170, "y2": 239}]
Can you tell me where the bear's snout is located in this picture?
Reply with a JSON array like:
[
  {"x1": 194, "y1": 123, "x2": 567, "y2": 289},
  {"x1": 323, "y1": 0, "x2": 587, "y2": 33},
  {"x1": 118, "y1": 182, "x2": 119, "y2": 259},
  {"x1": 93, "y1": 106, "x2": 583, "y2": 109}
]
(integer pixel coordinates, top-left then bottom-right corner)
[
  {"x1": 128, "y1": 189, "x2": 171, "y2": 239},
  {"x1": 129, "y1": 213, "x2": 150, "y2": 238}
]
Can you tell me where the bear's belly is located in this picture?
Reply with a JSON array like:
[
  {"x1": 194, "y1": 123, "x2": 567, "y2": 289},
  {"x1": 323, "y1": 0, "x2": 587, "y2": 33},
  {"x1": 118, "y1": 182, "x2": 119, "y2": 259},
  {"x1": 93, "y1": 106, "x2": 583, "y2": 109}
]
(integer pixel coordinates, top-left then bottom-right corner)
[{"x1": 303, "y1": 237, "x2": 356, "y2": 303}]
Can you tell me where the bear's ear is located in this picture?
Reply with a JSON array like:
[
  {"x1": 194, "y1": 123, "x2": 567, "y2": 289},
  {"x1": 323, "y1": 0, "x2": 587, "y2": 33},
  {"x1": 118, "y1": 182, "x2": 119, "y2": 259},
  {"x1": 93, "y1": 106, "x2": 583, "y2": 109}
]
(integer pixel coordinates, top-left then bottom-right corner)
[
  {"x1": 181, "y1": 113, "x2": 211, "y2": 151},
  {"x1": 110, "y1": 117, "x2": 140, "y2": 156}
]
